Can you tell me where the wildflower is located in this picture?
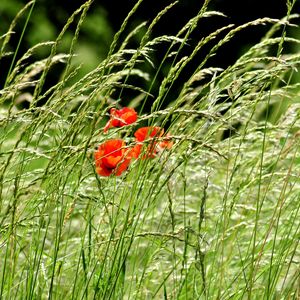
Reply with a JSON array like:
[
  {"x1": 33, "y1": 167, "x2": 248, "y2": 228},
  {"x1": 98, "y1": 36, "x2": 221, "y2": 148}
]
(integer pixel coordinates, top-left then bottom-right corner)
[
  {"x1": 94, "y1": 139, "x2": 132, "y2": 176},
  {"x1": 104, "y1": 107, "x2": 137, "y2": 132},
  {"x1": 134, "y1": 126, "x2": 163, "y2": 142},
  {"x1": 133, "y1": 126, "x2": 164, "y2": 158},
  {"x1": 158, "y1": 133, "x2": 174, "y2": 150}
]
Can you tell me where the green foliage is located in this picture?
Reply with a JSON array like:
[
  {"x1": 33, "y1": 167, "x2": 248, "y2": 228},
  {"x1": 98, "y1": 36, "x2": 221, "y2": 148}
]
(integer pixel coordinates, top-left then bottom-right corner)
[{"x1": 0, "y1": 0, "x2": 300, "y2": 299}]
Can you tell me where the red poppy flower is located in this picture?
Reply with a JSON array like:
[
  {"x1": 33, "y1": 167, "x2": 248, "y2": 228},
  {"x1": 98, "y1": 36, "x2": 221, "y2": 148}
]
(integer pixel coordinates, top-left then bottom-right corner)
[
  {"x1": 104, "y1": 107, "x2": 138, "y2": 132},
  {"x1": 133, "y1": 126, "x2": 164, "y2": 158},
  {"x1": 134, "y1": 126, "x2": 164, "y2": 142},
  {"x1": 94, "y1": 139, "x2": 132, "y2": 176},
  {"x1": 158, "y1": 133, "x2": 174, "y2": 150}
]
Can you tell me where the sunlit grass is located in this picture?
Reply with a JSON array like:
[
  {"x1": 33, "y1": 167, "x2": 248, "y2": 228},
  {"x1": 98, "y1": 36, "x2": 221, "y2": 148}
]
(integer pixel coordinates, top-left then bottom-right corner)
[{"x1": 0, "y1": 0, "x2": 300, "y2": 299}]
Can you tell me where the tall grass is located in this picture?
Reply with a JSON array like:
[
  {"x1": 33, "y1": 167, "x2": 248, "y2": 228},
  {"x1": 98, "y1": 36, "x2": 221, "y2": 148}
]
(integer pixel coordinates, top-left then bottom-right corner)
[{"x1": 0, "y1": 0, "x2": 300, "y2": 299}]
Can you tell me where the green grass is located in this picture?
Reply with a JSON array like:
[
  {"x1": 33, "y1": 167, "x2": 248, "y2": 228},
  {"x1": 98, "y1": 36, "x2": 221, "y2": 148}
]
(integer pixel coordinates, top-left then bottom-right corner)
[{"x1": 1, "y1": 0, "x2": 300, "y2": 299}]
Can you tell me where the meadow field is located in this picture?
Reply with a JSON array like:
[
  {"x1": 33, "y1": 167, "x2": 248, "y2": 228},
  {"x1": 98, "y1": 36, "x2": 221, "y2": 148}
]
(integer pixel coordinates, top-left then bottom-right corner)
[{"x1": 0, "y1": 0, "x2": 300, "y2": 299}]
